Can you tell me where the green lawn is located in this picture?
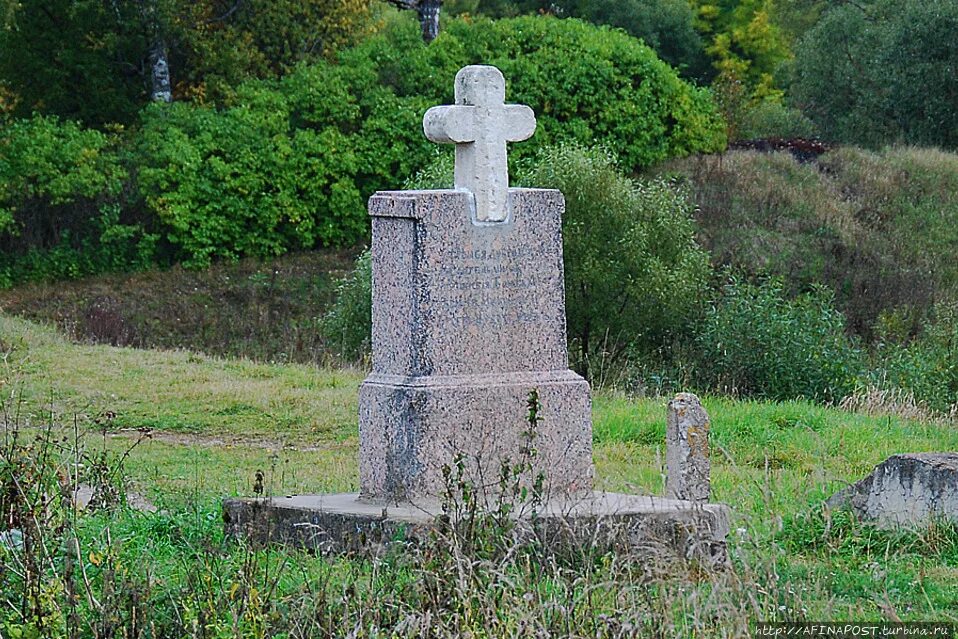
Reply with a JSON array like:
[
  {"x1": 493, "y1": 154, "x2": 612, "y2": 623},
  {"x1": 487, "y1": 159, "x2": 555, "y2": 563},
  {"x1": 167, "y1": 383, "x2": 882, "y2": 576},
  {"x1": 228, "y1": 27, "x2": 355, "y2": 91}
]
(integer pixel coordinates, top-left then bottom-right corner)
[{"x1": 3, "y1": 313, "x2": 958, "y2": 629}]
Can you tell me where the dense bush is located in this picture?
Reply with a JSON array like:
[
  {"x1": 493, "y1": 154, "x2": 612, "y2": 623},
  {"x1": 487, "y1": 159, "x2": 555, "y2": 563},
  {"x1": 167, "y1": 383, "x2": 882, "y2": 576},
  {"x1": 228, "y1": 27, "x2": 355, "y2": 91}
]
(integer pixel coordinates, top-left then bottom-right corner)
[
  {"x1": 519, "y1": 145, "x2": 710, "y2": 379},
  {"x1": 693, "y1": 278, "x2": 862, "y2": 403},
  {"x1": 0, "y1": 14, "x2": 725, "y2": 283},
  {"x1": 320, "y1": 250, "x2": 373, "y2": 362},
  {"x1": 339, "y1": 14, "x2": 726, "y2": 171},
  {"x1": 136, "y1": 91, "x2": 381, "y2": 267},
  {"x1": 0, "y1": 0, "x2": 374, "y2": 125},
  {"x1": 448, "y1": 0, "x2": 712, "y2": 81},
  {"x1": 875, "y1": 304, "x2": 958, "y2": 415},
  {"x1": 322, "y1": 144, "x2": 712, "y2": 379},
  {"x1": 737, "y1": 100, "x2": 818, "y2": 140},
  {"x1": 790, "y1": 0, "x2": 958, "y2": 149},
  {"x1": 0, "y1": 116, "x2": 156, "y2": 286},
  {"x1": 689, "y1": 0, "x2": 792, "y2": 99}
]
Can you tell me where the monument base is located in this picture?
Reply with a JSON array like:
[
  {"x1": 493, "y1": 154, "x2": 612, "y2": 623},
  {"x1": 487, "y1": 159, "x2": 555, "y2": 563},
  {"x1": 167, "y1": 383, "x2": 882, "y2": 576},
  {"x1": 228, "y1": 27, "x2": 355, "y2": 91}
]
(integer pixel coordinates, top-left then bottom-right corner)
[
  {"x1": 222, "y1": 492, "x2": 731, "y2": 566},
  {"x1": 359, "y1": 370, "x2": 595, "y2": 500}
]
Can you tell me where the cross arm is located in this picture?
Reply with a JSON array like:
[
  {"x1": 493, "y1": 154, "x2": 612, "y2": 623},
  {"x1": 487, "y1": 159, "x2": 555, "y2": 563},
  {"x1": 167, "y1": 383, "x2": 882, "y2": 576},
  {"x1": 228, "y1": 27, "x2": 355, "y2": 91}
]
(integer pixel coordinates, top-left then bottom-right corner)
[
  {"x1": 423, "y1": 105, "x2": 477, "y2": 144},
  {"x1": 503, "y1": 105, "x2": 536, "y2": 142}
]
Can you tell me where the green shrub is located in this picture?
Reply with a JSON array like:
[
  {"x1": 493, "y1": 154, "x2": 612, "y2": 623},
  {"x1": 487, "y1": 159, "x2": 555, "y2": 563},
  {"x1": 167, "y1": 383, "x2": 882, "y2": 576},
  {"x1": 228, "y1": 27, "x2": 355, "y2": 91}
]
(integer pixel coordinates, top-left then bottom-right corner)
[
  {"x1": 876, "y1": 304, "x2": 958, "y2": 414},
  {"x1": 449, "y1": 0, "x2": 712, "y2": 82},
  {"x1": 343, "y1": 14, "x2": 726, "y2": 172},
  {"x1": 738, "y1": 100, "x2": 819, "y2": 140},
  {"x1": 320, "y1": 250, "x2": 372, "y2": 361},
  {"x1": 319, "y1": 152, "x2": 452, "y2": 361},
  {"x1": 136, "y1": 94, "x2": 371, "y2": 268},
  {"x1": 694, "y1": 278, "x2": 863, "y2": 403},
  {"x1": 658, "y1": 147, "x2": 958, "y2": 342},
  {"x1": 0, "y1": 115, "x2": 156, "y2": 286},
  {"x1": 322, "y1": 145, "x2": 712, "y2": 378},
  {"x1": 1, "y1": 14, "x2": 725, "y2": 283},
  {"x1": 519, "y1": 144, "x2": 710, "y2": 379},
  {"x1": 791, "y1": 0, "x2": 958, "y2": 149}
]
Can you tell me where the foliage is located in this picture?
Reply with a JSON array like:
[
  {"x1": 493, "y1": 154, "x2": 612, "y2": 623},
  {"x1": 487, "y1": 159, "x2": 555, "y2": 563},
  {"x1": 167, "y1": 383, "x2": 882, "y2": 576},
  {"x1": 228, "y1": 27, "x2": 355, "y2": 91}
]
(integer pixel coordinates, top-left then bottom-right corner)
[
  {"x1": 0, "y1": 0, "x2": 373, "y2": 125},
  {"x1": 321, "y1": 145, "x2": 711, "y2": 377},
  {"x1": 136, "y1": 98, "x2": 363, "y2": 267},
  {"x1": 790, "y1": 0, "x2": 958, "y2": 149},
  {"x1": 737, "y1": 99, "x2": 818, "y2": 140},
  {"x1": 693, "y1": 277, "x2": 862, "y2": 403},
  {"x1": 320, "y1": 250, "x2": 373, "y2": 361},
  {"x1": 448, "y1": 0, "x2": 712, "y2": 81},
  {"x1": 171, "y1": 0, "x2": 374, "y2": 104},
  {"x1": 88, "y1": 14, "x2": 725, "y2": 273},
  {"x1": 347, "y1": 14, "x2": 726, "y2": 171},
  {"x1": 689, "y1": 0, "x2": 792, "y2": 99},
  {"x1": 875, "y1": 304, "x2": 958, "y2": 415},
  {"x1": 0, "y1": 0, "x2": 149, "y2": 125},
  {"x1": 0, "y1": 116, "x2": 156, "y2": 286},
  {"x1": 519, "y1": 145, "x2": 710, "y2": 379}
]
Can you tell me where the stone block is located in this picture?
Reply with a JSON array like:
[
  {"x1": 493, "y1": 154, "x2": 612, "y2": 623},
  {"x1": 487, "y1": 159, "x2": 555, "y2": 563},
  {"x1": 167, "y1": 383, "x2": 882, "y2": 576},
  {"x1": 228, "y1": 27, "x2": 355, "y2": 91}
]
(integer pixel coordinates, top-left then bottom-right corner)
[
  {"x1": 223, "y1": 492, "x2": 731, "y2": 566},
  {"x1": 827, "y1": 453, "x2": 958, "y2": 528}
]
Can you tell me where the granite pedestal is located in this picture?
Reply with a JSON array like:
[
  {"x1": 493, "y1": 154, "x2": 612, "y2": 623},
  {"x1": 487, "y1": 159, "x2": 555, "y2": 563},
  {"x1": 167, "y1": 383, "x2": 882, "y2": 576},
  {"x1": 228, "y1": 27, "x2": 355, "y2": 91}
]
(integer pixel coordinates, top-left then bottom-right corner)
[
  {"x1": 223, "y1": 492, "x2": 730, "y2": 565},
  {"x1": 360, "y1": 189, "x2": 593, "y2": 500}
]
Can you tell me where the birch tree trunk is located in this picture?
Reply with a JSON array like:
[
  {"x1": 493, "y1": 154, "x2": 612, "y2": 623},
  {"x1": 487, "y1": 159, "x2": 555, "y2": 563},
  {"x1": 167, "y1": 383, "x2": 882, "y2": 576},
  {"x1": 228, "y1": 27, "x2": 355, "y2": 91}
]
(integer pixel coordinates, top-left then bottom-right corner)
[
  {"x1": 149, "y1": 38, "x2": 172, "y2": 102},
  {"x1": 384, "y1": 0, "x2": 442, "y2": 43}
]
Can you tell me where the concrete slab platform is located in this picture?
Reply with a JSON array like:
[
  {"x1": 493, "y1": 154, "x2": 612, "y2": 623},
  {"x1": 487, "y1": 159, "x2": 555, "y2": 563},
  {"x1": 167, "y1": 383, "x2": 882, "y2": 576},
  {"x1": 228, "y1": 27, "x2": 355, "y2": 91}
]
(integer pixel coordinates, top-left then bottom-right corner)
[{"x1": 223, "y1": 492, "x2": 731, "y2": 566}]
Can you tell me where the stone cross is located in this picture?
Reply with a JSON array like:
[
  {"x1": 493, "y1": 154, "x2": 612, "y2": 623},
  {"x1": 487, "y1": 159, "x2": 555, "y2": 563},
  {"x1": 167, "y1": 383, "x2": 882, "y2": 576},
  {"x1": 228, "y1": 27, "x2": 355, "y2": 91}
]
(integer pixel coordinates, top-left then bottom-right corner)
[{"x1": 423, "y1": 65, "x2": 536, "y2": 222}]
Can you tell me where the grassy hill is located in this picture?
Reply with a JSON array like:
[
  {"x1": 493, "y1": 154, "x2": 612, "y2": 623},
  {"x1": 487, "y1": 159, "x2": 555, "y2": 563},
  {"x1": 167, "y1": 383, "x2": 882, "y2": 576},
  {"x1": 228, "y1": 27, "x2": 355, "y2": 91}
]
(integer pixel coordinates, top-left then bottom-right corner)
[{"x1": 659, "y1": 146, "x2": 958, "y2": 340}]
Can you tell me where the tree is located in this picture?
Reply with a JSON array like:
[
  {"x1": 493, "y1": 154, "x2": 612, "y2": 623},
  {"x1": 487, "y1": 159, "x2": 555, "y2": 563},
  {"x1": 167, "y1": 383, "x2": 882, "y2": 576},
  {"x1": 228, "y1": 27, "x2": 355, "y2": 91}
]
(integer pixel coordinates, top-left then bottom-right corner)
[
  {"x1": 520, "y1": 145, "x2": 710, "y2": 379},
  {"x1": 689, "y1": 0, "x2": 792, "y2": 98},
  {"x1": 445, "y1": 0, "x2": 712, "y2": 81},
  {"x1": 0, "y1": 0, "x2": 150, "y2": 125},
  {"x1": 0, "y1": 0, "x2": 374, "y2": 124},
  {"x1": 790, "y1": 0, "x2": 958, "y2": 148}
]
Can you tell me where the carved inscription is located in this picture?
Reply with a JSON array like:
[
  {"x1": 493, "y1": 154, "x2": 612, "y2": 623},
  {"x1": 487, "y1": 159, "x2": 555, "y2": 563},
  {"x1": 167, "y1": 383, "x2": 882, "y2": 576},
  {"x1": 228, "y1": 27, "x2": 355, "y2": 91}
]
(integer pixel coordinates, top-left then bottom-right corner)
[{"x1": 428, "y1": 244, "x2": 551, "y2": 330}]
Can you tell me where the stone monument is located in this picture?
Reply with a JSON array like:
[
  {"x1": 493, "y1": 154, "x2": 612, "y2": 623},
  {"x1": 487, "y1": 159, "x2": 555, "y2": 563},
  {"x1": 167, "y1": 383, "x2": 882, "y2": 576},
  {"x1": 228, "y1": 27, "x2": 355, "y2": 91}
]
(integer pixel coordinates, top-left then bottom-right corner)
[
  {"x1": 224, "y1": 65, "x2": 730, "y2": 562},
  {"x1": 360, "y1": 65, "x2": 593, "y2": 501}
]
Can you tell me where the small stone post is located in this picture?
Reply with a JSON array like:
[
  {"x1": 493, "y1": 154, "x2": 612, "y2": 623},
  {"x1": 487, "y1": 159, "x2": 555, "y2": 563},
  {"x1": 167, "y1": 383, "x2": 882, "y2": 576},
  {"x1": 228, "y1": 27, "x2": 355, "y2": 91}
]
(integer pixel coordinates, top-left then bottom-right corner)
[{"x1": 666, "y1": 393, "x2": 711, "y2": 504}]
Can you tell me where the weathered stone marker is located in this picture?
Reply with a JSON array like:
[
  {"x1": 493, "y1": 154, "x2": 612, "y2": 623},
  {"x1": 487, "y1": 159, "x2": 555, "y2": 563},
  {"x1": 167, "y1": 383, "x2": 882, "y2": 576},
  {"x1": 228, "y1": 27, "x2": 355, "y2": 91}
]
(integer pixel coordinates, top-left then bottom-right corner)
[
  {"x1": 223, "y1": 65, "x2": 730, "y2": 562},
  {"x1": 828, "y1": 453, "x2": 958, "y2": 529},
  {"x1": 666, "y1": 393, "x2": 711, "y2": 504},
  {"x1": 361, "y1": 64, "x2": 592, "y2": 500}
]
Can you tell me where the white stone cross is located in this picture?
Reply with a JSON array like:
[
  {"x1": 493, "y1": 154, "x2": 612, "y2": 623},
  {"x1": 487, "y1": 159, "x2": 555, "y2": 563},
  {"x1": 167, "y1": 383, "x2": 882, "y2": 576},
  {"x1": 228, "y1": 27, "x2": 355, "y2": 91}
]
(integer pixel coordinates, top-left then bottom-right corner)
[{"x1": 423, "y1": 65, "x2": 536, "y2": 222}]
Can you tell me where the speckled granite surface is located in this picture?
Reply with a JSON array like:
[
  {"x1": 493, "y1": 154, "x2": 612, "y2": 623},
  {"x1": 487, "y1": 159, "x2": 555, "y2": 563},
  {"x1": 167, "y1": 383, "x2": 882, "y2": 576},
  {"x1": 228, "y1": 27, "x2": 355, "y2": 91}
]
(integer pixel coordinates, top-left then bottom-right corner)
[{"x1": 360, "y1": 189, "x2": 594, "y2": 500}]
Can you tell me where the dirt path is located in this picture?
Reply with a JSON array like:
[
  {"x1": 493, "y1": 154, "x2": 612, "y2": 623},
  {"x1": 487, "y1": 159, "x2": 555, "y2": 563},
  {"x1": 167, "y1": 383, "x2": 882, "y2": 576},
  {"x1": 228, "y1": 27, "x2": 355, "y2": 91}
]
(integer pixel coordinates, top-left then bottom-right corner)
[{"x1": 107, "y1": 428, "x2": 354, "y2": 452}]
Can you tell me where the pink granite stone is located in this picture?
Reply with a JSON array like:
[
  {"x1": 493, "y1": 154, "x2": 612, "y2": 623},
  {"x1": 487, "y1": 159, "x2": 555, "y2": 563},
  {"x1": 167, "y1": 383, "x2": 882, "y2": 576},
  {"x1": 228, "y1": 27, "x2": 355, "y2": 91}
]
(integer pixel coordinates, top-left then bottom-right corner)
[{"x1": 359, "y1": 188, "x2": 594, "y2": 501}]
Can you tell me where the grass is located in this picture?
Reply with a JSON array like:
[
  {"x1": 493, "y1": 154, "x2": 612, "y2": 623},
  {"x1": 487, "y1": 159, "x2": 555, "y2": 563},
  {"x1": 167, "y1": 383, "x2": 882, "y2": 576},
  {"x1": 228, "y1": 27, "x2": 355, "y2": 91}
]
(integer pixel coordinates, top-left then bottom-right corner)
[
  {"x1": 3, "y1": 313, "x2": 958, "y2": 632},
  {"x1": 1, "y1": 314, "x2": 360, "y2": 442}
]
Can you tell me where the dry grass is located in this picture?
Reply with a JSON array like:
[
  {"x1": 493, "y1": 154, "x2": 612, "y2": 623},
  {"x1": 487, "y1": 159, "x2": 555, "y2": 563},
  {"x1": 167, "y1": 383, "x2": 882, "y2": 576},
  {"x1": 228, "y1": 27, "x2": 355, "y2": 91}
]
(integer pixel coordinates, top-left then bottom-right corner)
[
  {"x1": 0, "y1": 250, "x2": 357, "y2": 364},
  {"x1": 657, "y1": 146, "x2": 958, "y2": 340}
]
